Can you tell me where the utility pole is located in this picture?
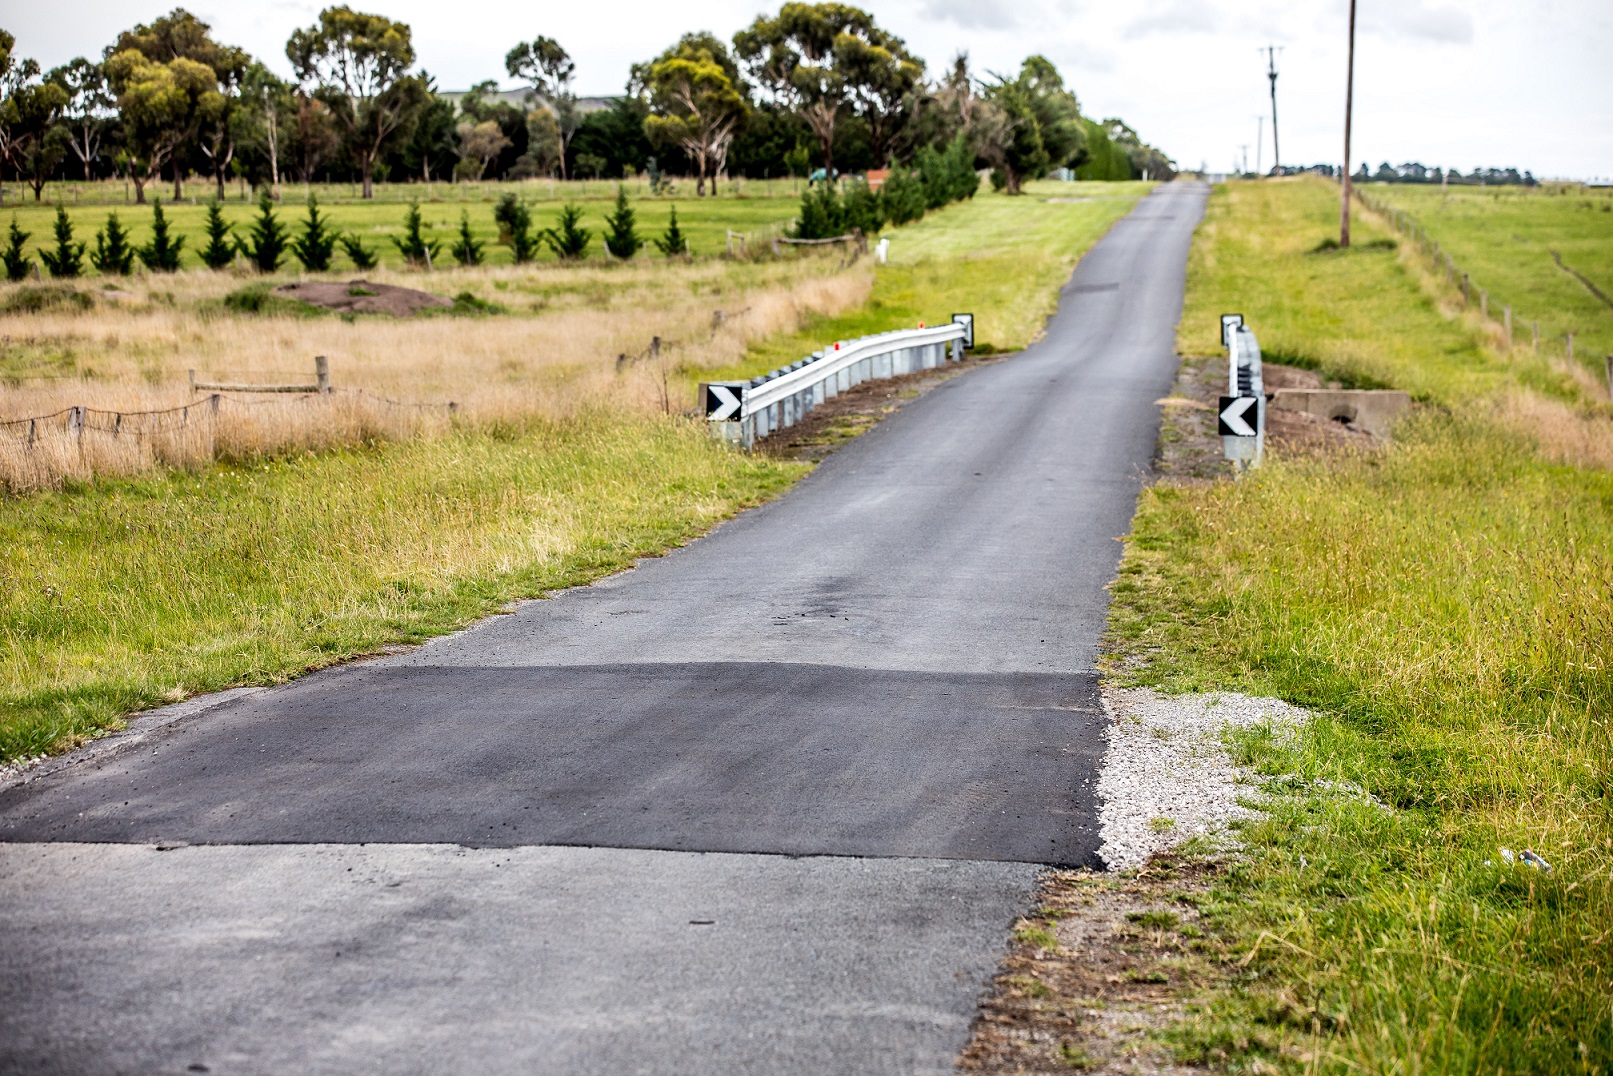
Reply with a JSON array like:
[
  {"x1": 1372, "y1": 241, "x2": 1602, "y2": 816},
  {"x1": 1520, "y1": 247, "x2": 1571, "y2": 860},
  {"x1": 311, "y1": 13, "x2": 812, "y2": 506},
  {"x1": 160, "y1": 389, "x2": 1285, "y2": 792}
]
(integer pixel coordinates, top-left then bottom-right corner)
[
  {"x1": 1239, "y1": 145, "x2": 1248, "y2": 174},
  {"x1": 1255, "y1": 115, "x2": 1264, "y2": 176},
  {"x1": 1262, "y1": 46, "x2": 1282, "y2": 173},
  {"x1": 1340, "y1": 0, "x2": 1357, "y2": 247}
]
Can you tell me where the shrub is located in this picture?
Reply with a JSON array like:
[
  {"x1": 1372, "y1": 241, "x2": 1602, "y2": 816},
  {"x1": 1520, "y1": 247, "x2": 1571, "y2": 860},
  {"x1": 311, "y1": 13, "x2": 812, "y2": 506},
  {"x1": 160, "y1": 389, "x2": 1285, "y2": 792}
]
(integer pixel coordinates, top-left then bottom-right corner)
[
  {"x1": 879, "y1": 166, "x2": 926, "y2": 226},
  {"x1": 495, "y1": 192, "x2": 538, "y2": 263},
  {"x1": 392, "y1": 199, "x2": 441, "y2": 268},
  {"x1": 1, "y1": 217, "x2": 31, "y2": 282},
  {"x1": 449, "y1": 210, "x2": 484, "y2": 267},
  {"x1": 603, "y1": 186, "x2": 642, "y2": 259},
  {"x1": 239, "y1": 189, "x2": 289, "y2": 272},
  {"x1": 543, "y1": 203, "x2": 591, "y2": 260},
  {"x1": 451, "y1": 290, "x2": 504, "y2": 314},
  {"x1": 199, "y1": 201, "x2": 236, "y2": 270},
  {"x1": 37, "y1": 206, "x2": 86, "y2": 279},
  {"x1": 652, "y1": 205, "x2": 688, "y2": 256},
  {"x1": 290, "y1": 195, "x2": 338, "y2": 272},
  {"x1": 221, "y1": 283, "x2": 321, "y2": 316},
  {"x1": 841, "y1": 179, "x2": 886, "y2": 236},
  {"x1": 137, "y1": 200, "x2": 185, "y2": 272},
  {"x1": 794, "y1": 180, "x2": 884, "y2": 240},
  {"x1": 0, "y1": 285, "x2": 93, "y2": 314},
  {"x1": 915, "y1": 133, "x2": 979, "y2": 209},
  {"x1": 90, "y1": 212, "x2": 137, "y2": 276},
  {"x1": 339, "y1": 234, "x2": 379, "y2": 270}
]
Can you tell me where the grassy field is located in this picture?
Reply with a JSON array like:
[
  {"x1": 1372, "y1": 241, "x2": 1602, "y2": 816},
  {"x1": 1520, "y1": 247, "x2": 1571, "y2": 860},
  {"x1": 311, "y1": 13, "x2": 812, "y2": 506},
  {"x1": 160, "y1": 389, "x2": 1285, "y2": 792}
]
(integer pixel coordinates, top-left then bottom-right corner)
[
  {"x1": 1107, "y1": 176, "x2": 1613, "y2": 1071},
  {"x1": 0, "y1": 179, "x2": 1140, "y2": 763},
  {"x1": 1367, "y1": 182, "x2": 1613, "y2": 377},
  {"x1": 3, "y1": 177, "x2": 809, "y2": 269},
  {"x1": 714, "y1": 180, "x2": 1151, "y2": 379}
]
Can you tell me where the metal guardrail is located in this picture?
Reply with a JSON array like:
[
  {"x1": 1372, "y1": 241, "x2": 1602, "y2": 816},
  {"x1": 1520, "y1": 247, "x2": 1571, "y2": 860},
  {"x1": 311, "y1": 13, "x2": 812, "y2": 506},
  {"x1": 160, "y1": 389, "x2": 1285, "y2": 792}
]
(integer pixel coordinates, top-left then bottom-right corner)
[{"x1": 703, "y1": 314, "x2": 974, "y2": 448}]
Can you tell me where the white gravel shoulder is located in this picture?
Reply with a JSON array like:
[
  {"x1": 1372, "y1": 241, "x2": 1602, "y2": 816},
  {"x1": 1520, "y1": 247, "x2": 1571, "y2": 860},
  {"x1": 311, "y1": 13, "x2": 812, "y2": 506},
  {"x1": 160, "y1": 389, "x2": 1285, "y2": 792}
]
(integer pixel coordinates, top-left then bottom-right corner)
[{"x1": 1097, "y1": 686, "x2": 1310, "y2": 871}]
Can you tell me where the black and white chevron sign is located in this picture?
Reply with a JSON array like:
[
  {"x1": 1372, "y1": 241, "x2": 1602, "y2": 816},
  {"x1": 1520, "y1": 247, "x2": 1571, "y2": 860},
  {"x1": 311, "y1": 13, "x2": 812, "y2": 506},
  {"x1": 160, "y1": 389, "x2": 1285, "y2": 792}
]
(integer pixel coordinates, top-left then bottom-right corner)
[{"x1": 704, "y1": 383, "x2": 745, "y2": 421}]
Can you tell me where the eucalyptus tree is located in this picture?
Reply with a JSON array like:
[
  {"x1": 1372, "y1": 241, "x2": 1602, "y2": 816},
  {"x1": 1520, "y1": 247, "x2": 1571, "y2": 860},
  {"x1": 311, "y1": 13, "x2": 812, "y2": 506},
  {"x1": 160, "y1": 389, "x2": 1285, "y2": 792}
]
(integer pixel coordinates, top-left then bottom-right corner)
[
  {"x1": 640, "y1": 36, "x2": 748, "y2": 196},
  {"x1": 0, "y1": 38, "x2": 69, "y2": 202},
  {"x1": 107, "y1": 10, "x2": 246, "y2": 200},
  {"x1": 505, "y1": 36, "x2": 578, "y2": 179},
  {"x1": 734, "y1": 3, "x2": 916, "y2": 177},
  {"x1": 103, "y1": 46, "x2": 213, "y2": 203},
  {"x1": 46, "y1": 58, "x2": 114, "y2": 181},
  {"x1": 238, "y1": 63, "x2": 293, "y2": 198},
  {"x1": 287, "y1": 7, "x2": 426, "y2": 198}
]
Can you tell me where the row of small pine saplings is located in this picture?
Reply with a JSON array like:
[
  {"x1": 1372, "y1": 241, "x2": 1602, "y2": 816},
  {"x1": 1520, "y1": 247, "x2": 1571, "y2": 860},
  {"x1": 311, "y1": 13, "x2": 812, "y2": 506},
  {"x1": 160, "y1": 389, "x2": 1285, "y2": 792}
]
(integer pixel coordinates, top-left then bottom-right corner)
[{"x1": 2, "y1": 186, "x2": 695, "y2": 283}]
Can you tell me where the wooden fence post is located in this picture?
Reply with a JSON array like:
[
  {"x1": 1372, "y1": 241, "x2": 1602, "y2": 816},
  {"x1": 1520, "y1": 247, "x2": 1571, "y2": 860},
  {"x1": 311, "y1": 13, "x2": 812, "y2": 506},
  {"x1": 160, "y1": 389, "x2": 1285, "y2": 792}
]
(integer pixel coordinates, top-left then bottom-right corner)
[
  {"x1": 1606, "y1": 355, "x2": 1613, "y2": 402},
  {"x1": 316, "y1": 355, "x2": 330, "y2": 395}
]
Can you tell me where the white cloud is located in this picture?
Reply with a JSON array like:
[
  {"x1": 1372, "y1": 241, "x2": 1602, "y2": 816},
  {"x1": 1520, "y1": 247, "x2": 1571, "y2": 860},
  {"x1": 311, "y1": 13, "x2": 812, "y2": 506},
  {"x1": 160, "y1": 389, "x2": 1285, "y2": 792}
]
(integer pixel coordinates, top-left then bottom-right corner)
[
  {"x1": 1362, "y1": 1, "x2": 1474, "y2": 44},
  {"x1": 1122, "y1": 0, "x2": 1222, "y2": 39},
  {"x1": 917, "y1": 0, "x2": 1024, "y2": 31}
]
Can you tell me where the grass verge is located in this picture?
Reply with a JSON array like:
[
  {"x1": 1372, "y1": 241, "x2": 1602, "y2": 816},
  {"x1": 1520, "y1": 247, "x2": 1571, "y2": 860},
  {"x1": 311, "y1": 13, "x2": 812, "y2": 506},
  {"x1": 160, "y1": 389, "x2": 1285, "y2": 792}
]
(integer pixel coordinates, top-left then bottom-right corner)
[
  {"x1": 1105, "y1": 178, "x2": 1613, "y2": 1071},
  {"x1": 704, "y1": 180, "x2": 1150, "y2": 381},
  {"x1": 0, "y1": 413, "x2": 802, "y2": 762}
]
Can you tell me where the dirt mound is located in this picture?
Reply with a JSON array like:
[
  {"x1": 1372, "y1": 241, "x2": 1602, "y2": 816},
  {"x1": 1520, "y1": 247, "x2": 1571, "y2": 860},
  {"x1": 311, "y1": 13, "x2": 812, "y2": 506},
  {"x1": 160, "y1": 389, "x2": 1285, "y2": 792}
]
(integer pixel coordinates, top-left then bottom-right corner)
[{"x1": 274, "y1": 280, "x2": 452, "y2": 317}]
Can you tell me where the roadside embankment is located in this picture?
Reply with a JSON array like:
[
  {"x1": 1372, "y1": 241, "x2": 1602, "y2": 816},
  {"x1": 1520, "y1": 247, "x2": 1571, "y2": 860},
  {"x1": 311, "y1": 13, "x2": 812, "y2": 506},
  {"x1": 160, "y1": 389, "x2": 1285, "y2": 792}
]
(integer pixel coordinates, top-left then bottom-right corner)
[{"x1": 1100, "y1": 176, "x2": 1612, "y2": 1071}]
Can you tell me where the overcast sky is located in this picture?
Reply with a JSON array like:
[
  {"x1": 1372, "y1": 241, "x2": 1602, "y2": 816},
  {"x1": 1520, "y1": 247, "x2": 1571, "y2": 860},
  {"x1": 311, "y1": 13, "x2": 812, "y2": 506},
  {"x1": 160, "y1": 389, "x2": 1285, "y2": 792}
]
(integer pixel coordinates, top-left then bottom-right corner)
[{"x1": 10, "y1": 0, "x2": 1611, "y2": 180}]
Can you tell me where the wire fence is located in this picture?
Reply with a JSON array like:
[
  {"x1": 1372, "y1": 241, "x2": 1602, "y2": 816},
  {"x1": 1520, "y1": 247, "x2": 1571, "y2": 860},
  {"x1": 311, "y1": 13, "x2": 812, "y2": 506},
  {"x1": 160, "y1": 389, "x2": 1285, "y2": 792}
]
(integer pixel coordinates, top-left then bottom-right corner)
[
  {"x1": 0, "y1": 386, "x2": 464, "y2": 494},
  {"x1": 0, "y1": 389, "x2": 455, "y2": 448},
  {"x1": 1356, "y1": 191, "x2": 1604, "y2": 383}
]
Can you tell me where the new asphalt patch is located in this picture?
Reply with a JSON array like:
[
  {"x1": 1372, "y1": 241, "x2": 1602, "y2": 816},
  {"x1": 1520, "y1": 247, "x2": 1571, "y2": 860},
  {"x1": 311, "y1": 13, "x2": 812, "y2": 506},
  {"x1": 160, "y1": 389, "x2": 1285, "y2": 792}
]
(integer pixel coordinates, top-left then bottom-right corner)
[{"x1": 0, "y1": 662, "x2": 1105, "y2": 864}]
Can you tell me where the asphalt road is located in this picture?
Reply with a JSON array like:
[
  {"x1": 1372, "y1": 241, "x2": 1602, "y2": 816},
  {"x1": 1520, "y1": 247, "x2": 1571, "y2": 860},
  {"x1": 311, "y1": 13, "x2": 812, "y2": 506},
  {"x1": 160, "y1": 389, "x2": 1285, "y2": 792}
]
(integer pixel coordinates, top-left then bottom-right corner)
[{"x1": 0, "y1": 181, "x2": 1207, "y2": 1075}]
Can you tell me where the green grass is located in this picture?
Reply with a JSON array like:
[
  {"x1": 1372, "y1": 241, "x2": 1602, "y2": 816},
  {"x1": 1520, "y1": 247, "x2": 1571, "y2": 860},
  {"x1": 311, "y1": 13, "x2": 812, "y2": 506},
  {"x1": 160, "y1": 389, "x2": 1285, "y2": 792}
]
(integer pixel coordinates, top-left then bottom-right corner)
[
  {"x1": 704, "y1": 180, "x2": 1150, "y2": 381},
  {"x1": 2, "y1": 178, "x2": 807, "y2": 271},
  {"x1": 1108, "y1": 177, "x2": 1613, "y2": 1072},
  {"x1": 1367, "y1": 182, "x2": 1613, "y2": 377},
  {"x1": 0, "y1": 414, "x2": 803, "y2": 761}
]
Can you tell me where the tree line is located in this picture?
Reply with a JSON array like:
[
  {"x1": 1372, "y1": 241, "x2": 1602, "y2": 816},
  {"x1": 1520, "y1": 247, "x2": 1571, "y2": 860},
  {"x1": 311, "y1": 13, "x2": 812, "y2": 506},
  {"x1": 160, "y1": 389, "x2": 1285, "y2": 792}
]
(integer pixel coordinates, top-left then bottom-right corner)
[
  {"x1": 0, "y1": 3, "x2": 1174, "y2": 205},
  {"x1": 1269, "y1": 163, "x2": 1539, "y2": 186}
]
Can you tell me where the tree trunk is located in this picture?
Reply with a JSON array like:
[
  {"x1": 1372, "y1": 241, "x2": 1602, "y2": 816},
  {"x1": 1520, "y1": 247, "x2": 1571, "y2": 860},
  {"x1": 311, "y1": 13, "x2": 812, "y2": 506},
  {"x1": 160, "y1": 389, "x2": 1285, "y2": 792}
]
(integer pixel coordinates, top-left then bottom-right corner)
[
  {"x1": 133, "y1": 175, "x2": 147, "y2": 204},
  {"x1": 265, "y1": 113, "x2": 281, "y2": 201},
  {"x1": 173, "y1": 164, "x2": 182, "y2": 202}
]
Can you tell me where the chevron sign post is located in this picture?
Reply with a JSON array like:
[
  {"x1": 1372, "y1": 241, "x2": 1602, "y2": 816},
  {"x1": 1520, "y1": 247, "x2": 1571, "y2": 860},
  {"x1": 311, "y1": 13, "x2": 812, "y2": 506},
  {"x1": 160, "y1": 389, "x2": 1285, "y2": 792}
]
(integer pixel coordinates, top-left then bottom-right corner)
[{"x1": 1220, "y1": 317, "x2": 1265, "y2": 470}]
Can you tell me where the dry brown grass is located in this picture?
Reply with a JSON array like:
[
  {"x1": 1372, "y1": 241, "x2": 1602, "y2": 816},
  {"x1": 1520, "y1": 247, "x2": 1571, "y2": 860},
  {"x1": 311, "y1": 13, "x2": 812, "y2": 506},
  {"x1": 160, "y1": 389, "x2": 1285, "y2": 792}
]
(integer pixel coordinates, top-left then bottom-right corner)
[
  {"x1": 0, "y1": 256, "x2": 870, "y2": 492},
  {"x1": 1495, "y1": 389, "x2": 1613, "y2": 473}
]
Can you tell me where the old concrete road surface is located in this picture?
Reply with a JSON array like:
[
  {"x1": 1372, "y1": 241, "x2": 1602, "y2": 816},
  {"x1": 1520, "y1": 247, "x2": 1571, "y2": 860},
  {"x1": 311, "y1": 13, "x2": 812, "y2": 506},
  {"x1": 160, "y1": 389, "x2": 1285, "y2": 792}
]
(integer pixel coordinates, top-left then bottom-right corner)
[{"x1": 0, "y1": 182, "x2": 1207, "y2": 1075}]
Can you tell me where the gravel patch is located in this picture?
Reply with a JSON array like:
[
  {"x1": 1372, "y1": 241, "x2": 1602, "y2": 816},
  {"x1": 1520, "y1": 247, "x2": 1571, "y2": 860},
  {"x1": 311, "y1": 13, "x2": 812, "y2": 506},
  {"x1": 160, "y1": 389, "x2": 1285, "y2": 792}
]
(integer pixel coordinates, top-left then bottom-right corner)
[{"x1": 1097, "y1": 686, "x2": 1309, "y2": 871}]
